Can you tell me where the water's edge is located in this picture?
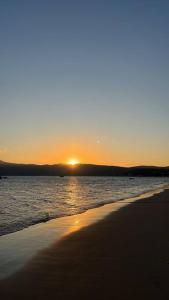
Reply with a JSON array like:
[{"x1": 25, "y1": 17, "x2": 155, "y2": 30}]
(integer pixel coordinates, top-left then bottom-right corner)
[
  {"x1": 1, "y1": 179, "x2": 169, "y2": 238},
  {"x1": 0, "y1": 183, "x2": 168, "y2": 280}
]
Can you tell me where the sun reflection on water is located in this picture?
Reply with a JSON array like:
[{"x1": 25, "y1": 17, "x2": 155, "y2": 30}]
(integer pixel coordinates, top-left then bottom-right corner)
[{"x1": 66, "y1": 177, "x2": 79, "y2": 208}]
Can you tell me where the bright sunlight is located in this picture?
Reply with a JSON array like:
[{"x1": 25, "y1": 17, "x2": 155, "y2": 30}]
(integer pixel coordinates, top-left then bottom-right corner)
[{"x1": 67, "y1": 159, "x2": 79, "y2": 166}]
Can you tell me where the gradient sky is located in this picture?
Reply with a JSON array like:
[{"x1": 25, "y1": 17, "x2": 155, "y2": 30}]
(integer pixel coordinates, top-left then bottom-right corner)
[{"x1": 0, "y1": 0, "x2": 169, "y2": 166}]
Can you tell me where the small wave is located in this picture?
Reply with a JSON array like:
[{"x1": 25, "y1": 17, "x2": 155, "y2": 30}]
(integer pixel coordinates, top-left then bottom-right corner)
[{"x1": 0, "y1": 177, "x2": 168, "y2": 237}]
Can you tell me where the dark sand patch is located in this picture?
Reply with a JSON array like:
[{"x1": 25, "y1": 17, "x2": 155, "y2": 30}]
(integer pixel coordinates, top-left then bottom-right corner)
[{"x1": 1, "y1": 189, "x2": 169, "y2": 300}]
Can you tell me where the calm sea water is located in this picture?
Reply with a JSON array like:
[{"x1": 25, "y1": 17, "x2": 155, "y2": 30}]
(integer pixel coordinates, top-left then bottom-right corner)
[{"x1": 0, "y1": 176, "x2": 168, "y2": 236}]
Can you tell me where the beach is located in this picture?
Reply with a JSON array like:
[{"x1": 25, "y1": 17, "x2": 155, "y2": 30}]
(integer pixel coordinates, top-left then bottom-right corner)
[{"x1": 1, "y1": 187, "x2": 169, "y2": 299}]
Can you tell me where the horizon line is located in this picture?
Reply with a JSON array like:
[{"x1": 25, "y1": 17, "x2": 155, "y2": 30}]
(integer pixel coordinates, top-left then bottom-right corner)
[{"x1": 0, "y1": 160, "x2": 168, "y2": 168}]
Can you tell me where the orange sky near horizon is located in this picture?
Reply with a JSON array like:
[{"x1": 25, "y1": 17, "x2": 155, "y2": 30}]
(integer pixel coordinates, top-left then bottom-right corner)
[{"x1": 1, "y1": 137, "x2": 168, "y2": 167}]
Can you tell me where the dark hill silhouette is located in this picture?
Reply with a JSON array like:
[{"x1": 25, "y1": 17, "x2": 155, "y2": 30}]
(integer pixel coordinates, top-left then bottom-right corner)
[{"x1": 0, "y1": 161, "x2": 168, "y2": 176}]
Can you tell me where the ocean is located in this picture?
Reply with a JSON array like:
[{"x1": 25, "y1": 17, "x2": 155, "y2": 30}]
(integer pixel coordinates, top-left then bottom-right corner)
[{"x1": 0, "y1": 176, "x2": 168, "y2": 236}]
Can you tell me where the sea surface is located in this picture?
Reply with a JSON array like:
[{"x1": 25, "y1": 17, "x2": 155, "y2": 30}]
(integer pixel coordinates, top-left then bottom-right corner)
[{"x1": 0, "y1": 176, "x2": 168, "y2": 236}]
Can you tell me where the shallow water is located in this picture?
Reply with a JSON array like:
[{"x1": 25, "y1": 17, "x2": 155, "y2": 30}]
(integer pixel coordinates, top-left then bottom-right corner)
[
  {"x1": 0, "y1": 187, "x2": 166, "y2": 280},
  {"x1": 0, "y1": 176, "x2": 168, "y2": 236}
]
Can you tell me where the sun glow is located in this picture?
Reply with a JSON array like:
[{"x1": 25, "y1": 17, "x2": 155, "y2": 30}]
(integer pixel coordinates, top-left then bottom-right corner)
[{"x1": 67, "y1": 159, "x2": 79, "y2": 166}]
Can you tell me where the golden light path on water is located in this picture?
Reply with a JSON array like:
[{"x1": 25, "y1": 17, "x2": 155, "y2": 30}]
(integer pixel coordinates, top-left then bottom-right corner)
[{"x1": 0, "y1": 183, "x2": 168, "y2": 281}]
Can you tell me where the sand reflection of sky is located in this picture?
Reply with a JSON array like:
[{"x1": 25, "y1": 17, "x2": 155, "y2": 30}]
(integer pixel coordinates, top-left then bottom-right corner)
[{"x1": 0, "y1": 187, "x2": 166, "y2": 280}]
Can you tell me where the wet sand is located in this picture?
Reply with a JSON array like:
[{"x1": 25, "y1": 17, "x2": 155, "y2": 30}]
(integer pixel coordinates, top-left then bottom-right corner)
[{"x1": 1, "y1": 188, "x2": 169, "y2": 300}]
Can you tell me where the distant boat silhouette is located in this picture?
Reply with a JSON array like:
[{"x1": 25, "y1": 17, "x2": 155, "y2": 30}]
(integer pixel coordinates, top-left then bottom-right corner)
[
  {"x1": 129, "y1": 177, "x2": 135, "y2": 180},
  {"x1": 60, "y1": 175, "x2": 64, "y2": 177},
  {"x1": 0, "y1": 176, "x2": 7, "y2": 180}
]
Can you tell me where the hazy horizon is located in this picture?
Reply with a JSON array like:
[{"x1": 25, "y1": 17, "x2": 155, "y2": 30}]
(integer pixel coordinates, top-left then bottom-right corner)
[
  {"x1": 0, "y1": 159, "x2": 168, "y2": 168},
  {"x1": 1, "y1": 1, "x2": 169, "y2": 166}
]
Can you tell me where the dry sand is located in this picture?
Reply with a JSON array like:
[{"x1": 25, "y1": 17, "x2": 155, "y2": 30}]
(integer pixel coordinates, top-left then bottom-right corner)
[{"x1": 1, "y1": 188, "x2": 169, "y2": 300}]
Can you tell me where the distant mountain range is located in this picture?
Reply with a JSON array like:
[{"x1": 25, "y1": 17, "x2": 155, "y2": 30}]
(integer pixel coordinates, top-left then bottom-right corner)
[{"x1": 0, "y1": 161, "x2": 169, "y2": 176}]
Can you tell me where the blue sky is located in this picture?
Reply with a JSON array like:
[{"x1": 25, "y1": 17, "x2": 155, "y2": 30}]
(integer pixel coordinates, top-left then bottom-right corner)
[{"x1": 0, "y1": 0, "x2": 169, "y2": 165}]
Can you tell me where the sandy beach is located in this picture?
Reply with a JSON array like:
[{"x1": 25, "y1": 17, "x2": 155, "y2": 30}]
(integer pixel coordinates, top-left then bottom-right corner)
[{"x1": 1, "y1": 188, "x2": 169, "y2": 299}]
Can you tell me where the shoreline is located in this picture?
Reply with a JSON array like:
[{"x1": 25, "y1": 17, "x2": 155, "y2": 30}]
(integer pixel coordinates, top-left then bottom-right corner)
[
  {"x1": 0, "y1": 184, "x2": 168, "y2": 281},
  {"x1": 1, "y1": 187, "x2": 169, "y2": 299},
  {"x1": 1, "y1": 179, "x2": 168, "y2": 238}
]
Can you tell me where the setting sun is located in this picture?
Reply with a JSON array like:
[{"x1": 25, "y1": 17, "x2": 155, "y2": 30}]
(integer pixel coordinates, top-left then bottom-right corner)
[{"x1": 67, "y1": 159, "x2": 79, "y2": 166}]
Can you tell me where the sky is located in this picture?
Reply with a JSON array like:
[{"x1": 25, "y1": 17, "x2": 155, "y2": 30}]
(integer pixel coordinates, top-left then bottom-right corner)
[{"x1": 0, "y1": 0, "x2": 169, "y2": 166}]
